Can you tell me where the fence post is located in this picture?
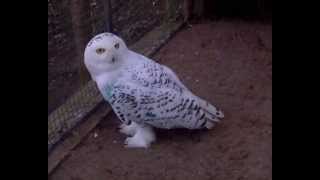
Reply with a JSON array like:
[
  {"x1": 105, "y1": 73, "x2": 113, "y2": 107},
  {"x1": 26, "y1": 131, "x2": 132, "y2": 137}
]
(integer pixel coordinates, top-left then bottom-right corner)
[
  {"x1": 102, "y1": 0, "x2": 113, "y2": 32},
  {"x1": 70, "y1": 0, "x2": 92, "y2": 86},
  {"x1": 165, "y1": 0, "x2": 182, "y2": 20}
]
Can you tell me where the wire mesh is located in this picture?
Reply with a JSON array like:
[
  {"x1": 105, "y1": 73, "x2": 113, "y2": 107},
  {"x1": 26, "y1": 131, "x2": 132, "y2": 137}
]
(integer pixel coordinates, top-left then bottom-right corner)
[{"x1": 48, "y1": 81, "x2": 103, "y2": 151}]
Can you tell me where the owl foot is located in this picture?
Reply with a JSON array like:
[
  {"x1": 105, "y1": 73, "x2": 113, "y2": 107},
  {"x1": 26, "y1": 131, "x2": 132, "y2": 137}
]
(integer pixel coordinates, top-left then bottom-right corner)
[
  {"x1": 124, "y1": 124, "x2": 155, "y2": 148},
  {"x1": 119, "y1": 122, "x2": 139, "y2": 136}
]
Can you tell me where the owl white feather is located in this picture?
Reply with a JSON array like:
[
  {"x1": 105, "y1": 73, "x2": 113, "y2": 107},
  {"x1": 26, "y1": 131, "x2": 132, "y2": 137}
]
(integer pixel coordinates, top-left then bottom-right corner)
[{"x1": 84, "y1": 33, "x2": 224, "y2": 148}]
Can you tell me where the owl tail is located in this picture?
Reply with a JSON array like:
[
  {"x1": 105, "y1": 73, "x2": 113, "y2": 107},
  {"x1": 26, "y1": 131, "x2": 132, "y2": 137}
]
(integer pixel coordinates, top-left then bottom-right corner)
[{"x1": 197, "y1": 97, "x2": 224, "y2": 122}]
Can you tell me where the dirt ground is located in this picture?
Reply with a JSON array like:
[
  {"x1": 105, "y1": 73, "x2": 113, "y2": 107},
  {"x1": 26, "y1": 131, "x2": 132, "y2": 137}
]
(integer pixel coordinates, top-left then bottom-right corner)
[{"x1": 49, "y1": 21, "x2": 272, "y2": 180}]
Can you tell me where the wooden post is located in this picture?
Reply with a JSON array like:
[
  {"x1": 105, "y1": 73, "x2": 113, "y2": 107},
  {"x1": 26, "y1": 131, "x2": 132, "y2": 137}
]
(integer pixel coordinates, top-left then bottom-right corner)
[
  {"x1": 165, "y1": 0, "x2": 182, "y2": 20},
  {"x1": 193, "y1": 0, "x2": 204, "y2": 18},
  {"x1": 182, "y1": 0, "x2": 205, "y2": 23},
  {"x1": 182, "y1": 0, "x2": 191, "y2": 23},
  {"x1": 102, "y1": 0, "x2": 113, "y2": 32},
  {"x1": 70, "y1": 0, "x2": 91, "y2": 86}
]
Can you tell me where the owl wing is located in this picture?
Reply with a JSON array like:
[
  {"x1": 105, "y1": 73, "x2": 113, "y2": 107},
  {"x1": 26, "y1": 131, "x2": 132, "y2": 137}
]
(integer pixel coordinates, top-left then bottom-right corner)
[
  {"x1": 125, "y1": 59, "x2": 186, "y2": 93},
  {"x1": 106, "y1": 81, "x2": 210, "y2": 129}
]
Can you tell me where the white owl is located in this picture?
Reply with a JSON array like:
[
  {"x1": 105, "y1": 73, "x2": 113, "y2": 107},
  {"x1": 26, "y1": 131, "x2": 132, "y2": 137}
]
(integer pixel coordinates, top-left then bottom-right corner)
[{"x1": 84, "y1": 33, "x2": 224, "y2": 148}]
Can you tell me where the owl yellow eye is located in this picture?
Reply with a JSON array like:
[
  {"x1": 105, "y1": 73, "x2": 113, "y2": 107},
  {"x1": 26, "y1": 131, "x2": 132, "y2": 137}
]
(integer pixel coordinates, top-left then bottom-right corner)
[{"x1": 96, "y1": 48, "x2": 106, "y2": 54}]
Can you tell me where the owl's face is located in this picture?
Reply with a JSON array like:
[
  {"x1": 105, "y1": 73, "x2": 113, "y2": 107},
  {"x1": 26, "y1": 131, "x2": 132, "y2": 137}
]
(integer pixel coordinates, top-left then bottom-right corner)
[{"x1": 84, "y1": 33, "x2": 128, "y2": 79}]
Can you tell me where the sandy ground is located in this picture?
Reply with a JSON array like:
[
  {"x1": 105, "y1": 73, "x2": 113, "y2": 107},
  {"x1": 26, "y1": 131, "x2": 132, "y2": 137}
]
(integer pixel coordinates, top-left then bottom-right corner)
[{"x1": 49, "y1": 21, "x2": 272, "y2": 180}]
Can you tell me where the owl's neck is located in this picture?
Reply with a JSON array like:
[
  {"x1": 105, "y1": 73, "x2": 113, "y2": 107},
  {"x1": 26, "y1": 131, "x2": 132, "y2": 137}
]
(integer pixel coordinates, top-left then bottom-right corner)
[
  {"x1": 124, "y1": 50, "x2": 146, "y2": 65},
  {"x1": 95, "y1": 71, "x2": 121, "y2": 91},
  {"x1": 94, "y1": 50, "x2": 144, "y2": 89}
]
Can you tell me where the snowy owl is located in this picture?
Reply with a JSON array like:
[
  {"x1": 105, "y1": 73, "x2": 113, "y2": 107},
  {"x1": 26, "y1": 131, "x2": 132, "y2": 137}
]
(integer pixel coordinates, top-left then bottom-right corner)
[{"x1": 84, "y1": 32, "x2": 224, "y2": 148}]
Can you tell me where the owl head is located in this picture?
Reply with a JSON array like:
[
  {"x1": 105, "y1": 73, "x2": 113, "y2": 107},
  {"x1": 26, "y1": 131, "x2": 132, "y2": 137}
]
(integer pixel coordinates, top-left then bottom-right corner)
[{"x1": 84, "y1": 33, "x2": 128, "y2": 80}]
